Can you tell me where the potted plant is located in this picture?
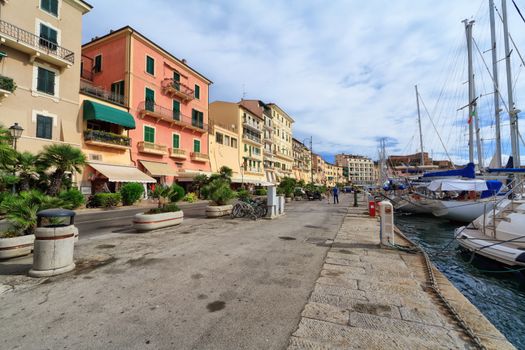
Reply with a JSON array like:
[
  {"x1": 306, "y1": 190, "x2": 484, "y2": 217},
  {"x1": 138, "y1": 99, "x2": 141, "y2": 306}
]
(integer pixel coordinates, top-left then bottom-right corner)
[
  {"x1": 133, "y1": 184, "x2": 185, "y2": 232},
  {"x1": 279, "y1": 177, "x2": 296, "y2": 203},
  {"x1": 203, "y1": 167, "x2": 236, "y2": 218},
  {"x1": 0, "y1": 190, "x2": 62, "y2": 259}
]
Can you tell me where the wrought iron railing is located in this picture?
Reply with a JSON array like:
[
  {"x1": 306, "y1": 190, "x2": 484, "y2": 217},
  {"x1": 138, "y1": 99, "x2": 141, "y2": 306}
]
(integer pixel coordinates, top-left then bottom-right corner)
[
  {"x1": 161, "y1": 79, "x2": 194, "y2": 99},
  {"x1": 80, "y1": 80, "x2": 126, "y2": 106},
  {"x1": 84, "y1": 129, "x2": 131, "y2": 147},
  {"x1": 138, "y1": 101, "x2": 207, "y2": 131},
  {"x1": 243, "y1": 133, "x2": 261, "y2": 143},
  {"x1": 0, "y1": 19, "x2": 75, "y2": 64}
]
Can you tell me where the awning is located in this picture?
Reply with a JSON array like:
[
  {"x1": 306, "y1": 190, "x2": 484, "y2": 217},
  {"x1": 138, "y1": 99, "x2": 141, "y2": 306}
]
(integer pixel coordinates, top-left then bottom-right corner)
[
  {"x1": 177, "y1": 170, "x2": 212, "y2": 182},
  {"x1": 428, "y1": 179, "x2": 488, "y2": 192},
  {"x1": 140, "y1": 160, "x2": 178, "y2": 177},
  {"x1": 232, "y1": 176, "x2": 273, "y2": 186},
  {"x1": 88, "y1": 163, "x2": 156, "y2": 183},
  {"x1": 83, "y1": 100, "x2": 136, "y2": 129}
]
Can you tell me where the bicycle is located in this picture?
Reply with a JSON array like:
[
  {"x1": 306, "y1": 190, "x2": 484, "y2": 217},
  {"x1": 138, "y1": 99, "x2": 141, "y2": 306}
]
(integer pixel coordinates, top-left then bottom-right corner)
[{"x1": 231, "y1": 198, "x2": 268, "y2": 220}]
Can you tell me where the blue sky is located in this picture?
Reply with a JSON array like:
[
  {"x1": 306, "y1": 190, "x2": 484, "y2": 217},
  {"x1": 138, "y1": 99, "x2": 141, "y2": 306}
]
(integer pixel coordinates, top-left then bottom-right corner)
[{"x1": 82, "y1": 0, "x2": 525, "y2": 165}]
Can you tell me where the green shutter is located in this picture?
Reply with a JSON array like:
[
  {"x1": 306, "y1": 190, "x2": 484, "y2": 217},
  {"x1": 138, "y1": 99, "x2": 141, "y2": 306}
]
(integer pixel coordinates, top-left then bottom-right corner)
[
  {"x1": 37, "y1": 67, "x2": 55, "y2": 95},
  {"x1": 193, "y1": 139, "x2": 201, "y2": 153},
  {"x1": 172, "y1": 100, "x2": 180, "y2": 120},
  {"x1": 41, "y1": 0, "x2": 58, "y2": 15},
  {"x1": 194, "y1": 84, "x2": 200, "y2": 99},
  {"x1": 144, "y1": 126, "x2": 155, "y2": 143},
  {"x1": 94, "y1": 55, "x2": 102, "y2": 73},
  {"x1": 36, "y1": 115, "x2": 52, "y2": 139},
  {"x1": 173, "y1": 72, "x2": 180, "y2": 82},
  {"x1": 146, "y1": 56, "x2": 155, "y2": 75},
  {"x1": 172, "y1": 134, "x2": 180, "y2": 148},
  {"x1": 145, "y1": 88, "x2": 155, "y2": 111}
]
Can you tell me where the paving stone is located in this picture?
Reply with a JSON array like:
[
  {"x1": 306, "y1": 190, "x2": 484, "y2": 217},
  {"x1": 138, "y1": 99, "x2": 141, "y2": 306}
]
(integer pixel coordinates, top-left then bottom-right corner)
[
  {"x1": 301, "y1": 302, "x2": 350, "y2": 325},
  {"x1": 288, "y1": 336, "x2": 347, "y2": 350},
  {"x1": 316, "y1": 276, "x2": 359, "y2": 289},
  {"x1": 314, "y1": 283, "x2": 367, "y2": 300},
  {"x1": 399, "y1": 305, "x2": 448, "y2": 327}
]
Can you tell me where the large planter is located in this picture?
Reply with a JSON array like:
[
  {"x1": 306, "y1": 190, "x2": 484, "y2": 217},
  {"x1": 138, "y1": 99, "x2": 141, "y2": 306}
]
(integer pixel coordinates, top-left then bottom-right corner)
[
  {"x1": 285, "y1": 197, "x2": 292, "y2": 203},
  {"x1": 133, "y1": 210, "x2": 184, "y2": 232},
  {"x1": 206, "y1": 204, "x2": 233, "y2": 218},
  {"x1": 0, "y1": 234, "x2": 35, "y2": 259},
  {"x1": 29, "y1": 225, "x2": 75, "y2": 277}
]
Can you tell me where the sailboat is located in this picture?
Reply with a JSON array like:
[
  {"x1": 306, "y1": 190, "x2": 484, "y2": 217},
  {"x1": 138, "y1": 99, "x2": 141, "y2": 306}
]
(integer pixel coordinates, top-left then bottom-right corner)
[{"x1": 456, "y1": 0, "x2": 525, "y2": 266}]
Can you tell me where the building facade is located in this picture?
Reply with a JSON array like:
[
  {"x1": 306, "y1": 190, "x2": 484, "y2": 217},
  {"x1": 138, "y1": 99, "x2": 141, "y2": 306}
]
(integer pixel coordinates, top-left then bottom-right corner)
[
  {"x1": 80, "y1": 26, "x2": 212, "y2": 189},
  {"x1": 292, "y1": 138, "x2": 311, "y2": 183},
  {"x1": 209, "y1": 101, "x2": 267, "y2": 185},
  {"x1": 0, "y1": 0, "x2": 91, "y2": 183},
  {"x1": 335, "y1": 153, "x2": 376, "y2": 185},
  {"x1": 267, "y1": 103, "x2": 294, "y2": 182}
]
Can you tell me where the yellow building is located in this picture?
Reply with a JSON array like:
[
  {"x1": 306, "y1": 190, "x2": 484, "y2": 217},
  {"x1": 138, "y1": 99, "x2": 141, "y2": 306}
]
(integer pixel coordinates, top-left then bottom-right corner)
[
  {"x1": 292, "y1": 138, "x2": 312, "y2": 183},
  {"x1": 335, "y1": 153, "x2": 375, "y2": 185},
  {"x1": 267, "y1": 103, "x2": 294, "y2": 182},
  {"x1": 209, "y1": 101, "x2": 268, "y2": 186},
  {"x1": 0, "y1": 0, "x2": 91, "y2": 169},
  {"x1": 208, "y1": 119, "x2": 241, "y2": 179}
]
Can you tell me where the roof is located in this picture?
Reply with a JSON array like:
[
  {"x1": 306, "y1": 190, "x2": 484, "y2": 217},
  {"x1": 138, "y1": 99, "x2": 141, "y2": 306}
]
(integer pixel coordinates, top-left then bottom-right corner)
[
  {"x1": 239, "y1": 100, "x2": 264, "y2": 119},
  {"x1": 267, "y1": 103, "x2": 295, "y2": 122},
  {"x1": 82, "y1": 26, "x2": 212, "y2": 84}
]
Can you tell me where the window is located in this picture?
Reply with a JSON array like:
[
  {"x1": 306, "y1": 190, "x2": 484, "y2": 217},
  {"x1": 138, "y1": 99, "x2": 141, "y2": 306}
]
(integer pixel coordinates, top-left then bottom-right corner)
[
  {"x1": 216, "y1": 132, "x2": 223, "y2": 144},
  {"x1": 193, "y1": 139, "x2": 201, "y2": 153},
  {"x1": 191, "y1": 109, "x2": 204, "y2": 129},
  {"x1": 39, "y1": 23, "x2": 57, "y2": 50},
  {"x1": 224, "y1": 135, "x2": 230, "y2": 146},
  {"x1": 145, "y1": 88, "x2": 155, "y2": 112},
  {"x1": 172, "y1": 134, "x2": 180, "y2": 149},
  {"x1": 231, "y1": 138, "x2": 238, "y2": 148},
  {"x1": 144, "y1": 126, "x2": 155, "y2": 143},
  {"x1": 146, "y1": 55, "x2": 155, "y2": 75},
  {"x1": 173, "y1": 71, "x2": 180, "y2": 90},
  {"x1": 37, "y1": 67, "x2": 55, "y2": 95},
  {"x1": 41, "y1": 0, "x2": 58, "y2": 16},
  {"x1": 111, "y1": 80, "x2": 125, "y2": 104},
  {"x1": 93, "y1": 55, "x2": 102, "y2": 73},
  {"x1": 36, "y1": 115, "x2": 52, "y2": 139},
  {"x1": 194, "y1": 84, "x2": 200, "y2": 99},
  {"x1": 172, "y1": 100, "x2": 180, "y2": 120}
]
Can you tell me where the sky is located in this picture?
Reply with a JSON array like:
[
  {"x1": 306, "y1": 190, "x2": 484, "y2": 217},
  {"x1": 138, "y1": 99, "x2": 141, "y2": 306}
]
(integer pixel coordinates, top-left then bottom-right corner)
[{"x1": 82, "y1": 0, "x2": 525, "y2": 165}]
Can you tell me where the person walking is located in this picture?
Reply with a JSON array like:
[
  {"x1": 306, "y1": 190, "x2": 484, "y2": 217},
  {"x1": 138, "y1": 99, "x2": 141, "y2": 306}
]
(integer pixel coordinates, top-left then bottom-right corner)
[
  {"x1": 325, "y1": 187, "x2": 331, "y2": 204},
  {"x1": 332, "y1": 186, "x2": 339, "y2": 204}
]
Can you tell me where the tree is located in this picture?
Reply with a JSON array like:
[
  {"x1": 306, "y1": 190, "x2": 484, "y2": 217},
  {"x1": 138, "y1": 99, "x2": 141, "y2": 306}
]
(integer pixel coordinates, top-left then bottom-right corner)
[
  {"x1": 40, "y1": 144, "x2": 86, "y2": 196},
  {"x1": 219, "y1": 166, "x2": 233, "y2": 180},
  {"x1": 191, "y1": 174, "x2": 209, "y2": 198},
  {"x1": 15, "y1": 152, "x2": 41, "y2": 191}
]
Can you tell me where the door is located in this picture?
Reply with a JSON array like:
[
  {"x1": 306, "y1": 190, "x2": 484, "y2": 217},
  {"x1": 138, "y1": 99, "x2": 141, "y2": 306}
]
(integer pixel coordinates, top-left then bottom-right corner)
[{"x1": 145, "y1": 88, "x2": 155, "y2": 112}]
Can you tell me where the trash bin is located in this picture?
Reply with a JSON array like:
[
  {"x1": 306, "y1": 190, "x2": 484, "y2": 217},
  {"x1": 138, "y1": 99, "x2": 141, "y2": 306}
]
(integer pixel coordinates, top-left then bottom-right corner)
[{"x1": 29, "y1": 209, "x2": 76, "y2": 277}]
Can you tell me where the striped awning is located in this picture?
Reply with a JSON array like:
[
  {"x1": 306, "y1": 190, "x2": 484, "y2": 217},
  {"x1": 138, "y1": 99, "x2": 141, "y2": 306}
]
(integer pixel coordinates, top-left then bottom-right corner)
[
  {"x1": 140, "y1": 160, "x2": 178, "y2": 177},
  {"x1": 88, "y1": 163, "x2": 156, "y2": 183}
]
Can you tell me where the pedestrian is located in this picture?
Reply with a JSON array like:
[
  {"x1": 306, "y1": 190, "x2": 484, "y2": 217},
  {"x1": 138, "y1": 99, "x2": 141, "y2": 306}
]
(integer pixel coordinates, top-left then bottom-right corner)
[
  {"x1": 333, "y1": 186, "x2": 339, "y2": 204},
  {"x1": 325, "y1": 187, "x2": 331, "y2": 203}
]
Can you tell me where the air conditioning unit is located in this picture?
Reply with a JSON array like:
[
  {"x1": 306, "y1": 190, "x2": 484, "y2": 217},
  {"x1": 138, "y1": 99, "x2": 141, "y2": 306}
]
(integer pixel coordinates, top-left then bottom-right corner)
[{"x1": 89, "y1": 154, "x2": 103, "y2": 161}]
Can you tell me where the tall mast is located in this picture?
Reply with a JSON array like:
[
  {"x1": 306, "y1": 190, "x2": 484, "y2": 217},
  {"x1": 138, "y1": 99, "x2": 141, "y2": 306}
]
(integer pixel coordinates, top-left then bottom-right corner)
[
  {"x1": 502, "y1": 0, "x2": 521, "y2": 167},
  {"x1": 489, "y1": 0, "x2": 502, "y2": 168},
  {"x1": 464, "y1": 19, "x2": 476, "y2": 165},
  {"x1": 415, "y1": 85, "x2": 425, "y2": 167}
]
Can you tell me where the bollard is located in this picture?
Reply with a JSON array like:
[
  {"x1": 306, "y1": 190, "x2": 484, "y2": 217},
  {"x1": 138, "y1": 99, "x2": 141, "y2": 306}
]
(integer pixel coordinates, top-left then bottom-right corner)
[
  {"x1": 29, "y1": 209, "x2": 76, "y2": 277},
  {"x1": 368, "y1": 200, "x2": 376, "y2": 217},
  {"x1": 379, "y1": 201, "x2": 394, "y2": 246},
  {"x1": 353, "y1": 191, "x2": 358, "y2": 207},
  {"x1": 266, "y1": 185, "x2": 278, "y2": 218}
]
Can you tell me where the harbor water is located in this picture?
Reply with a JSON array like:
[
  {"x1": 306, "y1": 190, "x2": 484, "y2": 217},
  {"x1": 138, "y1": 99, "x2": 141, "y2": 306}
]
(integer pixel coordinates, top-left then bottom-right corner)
[{"x1": 395, "y1": 214, "x2": 525, "y2": 350}]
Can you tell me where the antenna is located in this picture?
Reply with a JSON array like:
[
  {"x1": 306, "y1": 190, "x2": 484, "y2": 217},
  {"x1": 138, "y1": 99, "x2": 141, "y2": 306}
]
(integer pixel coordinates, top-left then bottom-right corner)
[{"x1": 242, "y1": 84, "x2": 246, "y2": 100}]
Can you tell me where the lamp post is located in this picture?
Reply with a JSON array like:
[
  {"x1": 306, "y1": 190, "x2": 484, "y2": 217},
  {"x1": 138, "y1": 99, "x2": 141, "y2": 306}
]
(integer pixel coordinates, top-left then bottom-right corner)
[
  {"x1": 302, "y1": 137, "x2": 313, "y2": 184},
  {"x1": 9, "y1": 123, "x2": 24, "y2": 194}
]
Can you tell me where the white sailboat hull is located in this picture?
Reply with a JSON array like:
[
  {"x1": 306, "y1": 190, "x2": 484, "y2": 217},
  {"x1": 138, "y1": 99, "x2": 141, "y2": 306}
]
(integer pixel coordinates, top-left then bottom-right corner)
[{"x1": 431, "y1": 199, "x2": 495, "y2": 223}]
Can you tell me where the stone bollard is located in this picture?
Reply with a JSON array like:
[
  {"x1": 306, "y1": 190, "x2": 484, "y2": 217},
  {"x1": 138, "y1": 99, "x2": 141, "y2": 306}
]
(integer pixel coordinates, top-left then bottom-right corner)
[
  {"x1": 29, "y1": 209, "x2": 76, "y2": 278},
  {"x1": 278, "y1": 195, "x2": 285, "y2": 215},
  {"x1": 266, "y1": 186, "x2": 278, "y2": 219},
  {"x1": 379, "y1": 201, "x2": 394, "y2": 246}
]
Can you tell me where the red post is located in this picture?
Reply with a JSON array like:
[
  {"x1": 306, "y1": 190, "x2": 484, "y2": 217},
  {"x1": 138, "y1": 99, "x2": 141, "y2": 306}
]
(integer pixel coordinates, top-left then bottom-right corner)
[{"x1": 368, "y1": 201, "x2": 376, "y2": 217}]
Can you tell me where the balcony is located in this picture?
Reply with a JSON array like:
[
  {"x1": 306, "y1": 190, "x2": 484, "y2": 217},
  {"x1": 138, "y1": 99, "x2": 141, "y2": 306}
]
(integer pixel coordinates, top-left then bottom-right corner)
[
  {"x1": 273, "y1": 149, "x2": 294, "y2": 161},
  {"x1": 137, "y1": 141, "x2": 167, "y2": 156},
  {"x1": 80, "y1": 80, "x2": 126, "y2": 107},
  {"x1": 190, "y1": 152, "x2": 209, "y2": 162},
  {"x1": 138, "y1": 101, "x2": 207, "y2": 133},
  {"x1": 84, "y1": 129, "x2": 131, "y2": 150},
  {"x1": 243, "y1": 133, "x2": 262, "y2": 145},
  {"x1": 0, "y1": 75, "x2": 15, "y2": 99},
  {"x1": 161, "y1": 78, "x2": 195, "y2": 102},
  {"x1": 0, "y1": 19, "x2": 74, "y2": 68},
  {"x1": 243, "y1": 120, "x2": 262, "y2": 133},
  {"x1": 244, "y1": 167, "x2": 263, "y2": 174},
  {"x1": 169, "y1": 148, "x2": 187, "y2": 160},
  {"x1": 264, "y1": 123, "x2": 273, "y2": 131}
]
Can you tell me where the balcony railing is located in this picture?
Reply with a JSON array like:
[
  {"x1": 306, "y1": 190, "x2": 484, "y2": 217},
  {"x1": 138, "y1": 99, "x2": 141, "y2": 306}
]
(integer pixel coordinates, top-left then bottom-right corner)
[
  {"x1": 0, "y1": 19, "x2": 74, "y2": 64},
  {"x1": 138, "y1": 101, "x2": 207, "y2": 132},
  {"x1": 137, "y1": 141, "x2": 167, "y2": 155},
  {"x1": 190, "y1": 152, "x2": 209, "y2": 162},
  {"x1": 243, "y1": 120, "x2": 262, "y2": 132},
  {"x1": 244, "y1": 167, "x2": 263, "y2": 173},
  {"x1": 80, "y1": 80, "x2": 126, "y2": 106},
  {"x1": 169, "y1": 148, "x2": 187, "y2": 159},
  {"x1": 81, "y1": 69, "x2": 94, "y2": 81},
  {"x1": 161, "y1": 78, "x2": 195, "y2": 102},
  {"x1": 84, "y1": 129, "x2": 131, "y2": 148},
  {"x1": 243, "y1": 133, "x2": 261, "y2": 144}
]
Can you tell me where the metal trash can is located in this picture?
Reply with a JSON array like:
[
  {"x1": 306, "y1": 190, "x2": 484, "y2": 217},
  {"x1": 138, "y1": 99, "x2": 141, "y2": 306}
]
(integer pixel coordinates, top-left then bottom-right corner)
[{"x1": 29, "y1": 209, "x2": 76, "y2": 277}]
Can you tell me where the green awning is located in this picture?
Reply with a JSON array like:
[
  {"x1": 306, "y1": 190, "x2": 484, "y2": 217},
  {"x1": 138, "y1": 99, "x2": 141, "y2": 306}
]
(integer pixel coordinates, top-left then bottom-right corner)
[{"x1": 83, "y1": 100, "x2": 136, "y2": 129}]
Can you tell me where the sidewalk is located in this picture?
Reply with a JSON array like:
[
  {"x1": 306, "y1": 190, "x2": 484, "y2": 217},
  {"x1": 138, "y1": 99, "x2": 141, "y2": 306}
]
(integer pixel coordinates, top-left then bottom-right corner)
[
  {"x1": 287, "y1": 203, "x2": 514, "y2": 349},
  {"x1": 74, "y1": 199, "x2": 208, "y2": 216}
]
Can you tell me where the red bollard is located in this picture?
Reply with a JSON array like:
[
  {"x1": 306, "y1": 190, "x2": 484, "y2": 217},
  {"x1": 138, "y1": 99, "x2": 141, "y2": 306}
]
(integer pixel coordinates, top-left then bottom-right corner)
[{"x1": 368, "y1": 201, "x2": 376, "y2": 217}]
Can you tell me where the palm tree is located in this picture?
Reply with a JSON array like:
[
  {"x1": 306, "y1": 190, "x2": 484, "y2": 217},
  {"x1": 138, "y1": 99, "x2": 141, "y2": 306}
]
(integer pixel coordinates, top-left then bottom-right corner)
[
  {"x1": 40, "y1": 144, "x2": 86, "y2": 196},
  {"x1": 15, "y1": 152, "x2": 41, "y2": 191},
  {"x1": 0, "y1": 125, "x2": 15, "y2": 172}
]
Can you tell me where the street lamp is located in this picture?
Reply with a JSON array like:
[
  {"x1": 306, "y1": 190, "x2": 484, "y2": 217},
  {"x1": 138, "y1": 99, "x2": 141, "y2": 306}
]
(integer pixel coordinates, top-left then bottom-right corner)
[
  {"x1": 9, "y1": 123, "x2": 23, "y2": 150},
  {"x1": 9, "y1": 123, "x2": 23, "y2": 194}
]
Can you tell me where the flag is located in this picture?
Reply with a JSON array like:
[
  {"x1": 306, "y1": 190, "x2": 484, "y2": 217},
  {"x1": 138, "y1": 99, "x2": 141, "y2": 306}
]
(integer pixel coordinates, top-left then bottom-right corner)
[{"x1": 468, "y1": 109, "x2": 476, "y2": 124}]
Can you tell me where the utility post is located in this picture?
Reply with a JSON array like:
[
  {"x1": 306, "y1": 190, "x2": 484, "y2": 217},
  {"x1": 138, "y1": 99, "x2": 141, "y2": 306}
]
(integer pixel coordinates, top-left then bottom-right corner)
[{"x1": 309, "y1": 136, "x2": 314, "y2": 184}]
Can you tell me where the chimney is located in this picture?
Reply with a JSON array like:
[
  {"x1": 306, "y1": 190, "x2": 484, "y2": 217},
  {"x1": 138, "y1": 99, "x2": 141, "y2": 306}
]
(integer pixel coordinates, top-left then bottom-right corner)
[{"x1": 182, "y1": 58, "x2": 187, "y2": 64}]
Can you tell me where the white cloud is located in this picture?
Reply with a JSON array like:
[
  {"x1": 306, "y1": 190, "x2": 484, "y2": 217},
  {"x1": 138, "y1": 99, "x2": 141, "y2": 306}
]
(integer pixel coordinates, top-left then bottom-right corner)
[{"x1": 83, "y1": 0, "x2": 525, "y2": 162}]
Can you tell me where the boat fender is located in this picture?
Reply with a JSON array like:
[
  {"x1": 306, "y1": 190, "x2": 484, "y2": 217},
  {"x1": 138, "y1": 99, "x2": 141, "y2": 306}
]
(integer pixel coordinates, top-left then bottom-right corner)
[{"x1": 516, "y1": 252, "x2": 525, "y2": 264}]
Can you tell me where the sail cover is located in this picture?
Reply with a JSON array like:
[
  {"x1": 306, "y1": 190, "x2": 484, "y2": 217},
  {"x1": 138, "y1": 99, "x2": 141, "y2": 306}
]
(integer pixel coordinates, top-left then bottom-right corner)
[
  {"x1": 428, "y1": 179, "x2": 488, "y2": 192},
  {"x1": 423, "y1": 162, "x2": 475, "y2": 179}
]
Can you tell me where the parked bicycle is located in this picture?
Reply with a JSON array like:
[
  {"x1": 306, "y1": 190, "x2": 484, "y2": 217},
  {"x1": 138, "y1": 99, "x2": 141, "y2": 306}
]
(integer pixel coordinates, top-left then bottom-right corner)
[{"x1": 231, "y1": 197, "x2": 267, "y2": 220}]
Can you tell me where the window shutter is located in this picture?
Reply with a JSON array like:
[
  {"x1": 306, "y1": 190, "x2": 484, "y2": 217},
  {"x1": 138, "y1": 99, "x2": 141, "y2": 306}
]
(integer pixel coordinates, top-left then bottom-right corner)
[
  {"x1": 50, "y1": 0, "x2": 58, "y2": 15},
  {"x1": 194, "y1": 85, "x2": 200, "y2": 99},
  {"x1": 173, "y1": 134, "x2": 180, "y2": 148},
  {"x1": 194, "y1": 140, "x2": 201, "y2": 153}
]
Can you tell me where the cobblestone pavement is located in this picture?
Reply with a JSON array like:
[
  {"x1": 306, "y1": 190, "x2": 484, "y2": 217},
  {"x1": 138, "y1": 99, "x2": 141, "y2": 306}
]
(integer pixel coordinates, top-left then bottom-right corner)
[{"x1": 287, "y1": 204, "x2": 515, "y2": 350}]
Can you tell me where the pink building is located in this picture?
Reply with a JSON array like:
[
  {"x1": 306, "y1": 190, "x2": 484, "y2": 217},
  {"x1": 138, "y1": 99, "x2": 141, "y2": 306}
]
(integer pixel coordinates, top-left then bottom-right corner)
[{"x1": 81, "y1": 26, "x2": 212, "y2": 189}]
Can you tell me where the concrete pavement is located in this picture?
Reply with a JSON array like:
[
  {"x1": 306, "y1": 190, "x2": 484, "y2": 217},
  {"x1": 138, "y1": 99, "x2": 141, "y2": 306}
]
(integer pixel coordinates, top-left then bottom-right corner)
[{"x1": 0, "y1": 196, "x2": 349, "y2": 350}]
